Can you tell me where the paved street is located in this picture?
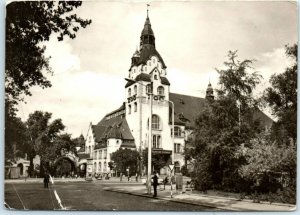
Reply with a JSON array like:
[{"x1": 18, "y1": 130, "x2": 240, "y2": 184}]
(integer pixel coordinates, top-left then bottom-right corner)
[{"x1": 5, "y1": 180, "x2": 215, "y2": 211}]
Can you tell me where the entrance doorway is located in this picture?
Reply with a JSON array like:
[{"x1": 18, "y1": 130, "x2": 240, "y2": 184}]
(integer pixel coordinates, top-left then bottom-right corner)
[{"x1": 54, "y1": 157, "x2": 76, "y2": 178}]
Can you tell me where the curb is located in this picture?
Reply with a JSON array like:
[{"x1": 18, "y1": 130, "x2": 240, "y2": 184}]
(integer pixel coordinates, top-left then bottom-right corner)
[{"x1": 104, "y1": 188, "x2": 238, "y2": 211}]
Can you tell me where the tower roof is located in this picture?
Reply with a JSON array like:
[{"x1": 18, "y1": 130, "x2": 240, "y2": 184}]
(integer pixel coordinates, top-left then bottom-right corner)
[{"x1": 141, "y1": 16, "x2": 154, "y2": 36}]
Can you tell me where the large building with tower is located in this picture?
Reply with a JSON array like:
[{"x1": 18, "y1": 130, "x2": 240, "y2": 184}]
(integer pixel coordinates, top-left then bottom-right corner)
[{"x1": 83, "y1": 11, "x2": 273, "y2": 176}]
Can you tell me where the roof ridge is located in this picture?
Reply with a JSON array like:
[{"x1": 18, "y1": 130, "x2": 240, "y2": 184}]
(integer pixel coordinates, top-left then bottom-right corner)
[{"x1": 170, "y1": 92, "x2": 205, "y2": 100}]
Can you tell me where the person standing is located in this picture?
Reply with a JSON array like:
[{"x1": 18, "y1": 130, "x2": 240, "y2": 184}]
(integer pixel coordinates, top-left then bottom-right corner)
[
  {"x1": 43, "y1": 171, "x2": 50, "y2": 188},
  {"x1": 152, "y1": 171, "x2": 158, "y2": 198}
]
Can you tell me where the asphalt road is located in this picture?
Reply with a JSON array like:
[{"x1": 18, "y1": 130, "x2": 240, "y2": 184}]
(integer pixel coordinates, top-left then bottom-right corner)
[{"x1": 5, "y1": 181, "x2": 214, "y2": 211}]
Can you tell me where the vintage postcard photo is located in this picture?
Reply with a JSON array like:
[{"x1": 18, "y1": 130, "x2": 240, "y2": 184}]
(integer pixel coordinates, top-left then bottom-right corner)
[{"x1": 4, "y1": 0, "x2": 297, "y2": 211}]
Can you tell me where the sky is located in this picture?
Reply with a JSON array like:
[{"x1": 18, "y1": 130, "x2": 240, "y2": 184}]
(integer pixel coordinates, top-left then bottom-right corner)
[{"x1": 16, "y1": 1, "x2": 298, "y2": 138}]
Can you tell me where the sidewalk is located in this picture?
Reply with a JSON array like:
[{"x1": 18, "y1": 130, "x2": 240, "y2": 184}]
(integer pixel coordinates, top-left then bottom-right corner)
[{"x1": 104, "y1": 183, "x2": 296, "y2": 211}]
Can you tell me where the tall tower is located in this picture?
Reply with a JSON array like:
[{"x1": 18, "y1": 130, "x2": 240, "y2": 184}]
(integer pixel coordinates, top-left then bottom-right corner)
[
  {"x1": 206, "y1": 82, "x2": 214, "y2": 101},
  {"x1": 125, "y1": 9, "x2": 172, "y2": 153}
]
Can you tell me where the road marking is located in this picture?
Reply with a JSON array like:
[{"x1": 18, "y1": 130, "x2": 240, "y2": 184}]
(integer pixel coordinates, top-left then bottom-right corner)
[{"x1": 11, "y1": 184, "x2": 26, "y2": 210}]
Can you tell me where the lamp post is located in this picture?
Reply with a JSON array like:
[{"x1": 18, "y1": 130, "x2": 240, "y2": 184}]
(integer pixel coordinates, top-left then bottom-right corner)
[
  {"x1": 125, "y1": 78, "x2": 153, "y2": 194},
  {"x1": 165, "y1": 100, "x2": 175, "y2": 165},
  {"x1": 165, "y1": 100, "x2": 174, "y2": 197}
]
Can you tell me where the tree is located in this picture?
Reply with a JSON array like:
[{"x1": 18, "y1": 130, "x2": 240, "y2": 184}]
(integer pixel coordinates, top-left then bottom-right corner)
[
  {"x1": 190, "y1": 51, "x2": 263, "y2": 191},
  {"x1": 111, "y1": 148, "x2": 140, "y2": 175},
  {"x1": 5, "y1": 1, "x2": 91, "y2": 115},
  {"x1": 264, "y1": 44, "x2": 297, "y2": 145},
  {"x1": 26, "y1": 111, "x2": 65, "y2": 175},
  {"x1": 5, "y1": 116, "x2": 28, "y2": 162},
  {"x1": 142, "y1": 150, "x2": 171, "y2": 173},
  {"x1": 238, "y1": 133, "x2": 296, "y2": 203},
  {"x1": 5, "y1": 1, "x2": 91, "y2": 165}
]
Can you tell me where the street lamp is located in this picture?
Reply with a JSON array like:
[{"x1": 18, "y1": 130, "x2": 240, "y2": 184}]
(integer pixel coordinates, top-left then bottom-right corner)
[
  {"x1": 125, "y1": 78, "x2": 153, "y2": 194},
  {"x1": 165, "y1": 99, "x2": 174, "y2": 197},
  {"x1": 165, "y1": 100, "x2": 175, "y2": 165}
]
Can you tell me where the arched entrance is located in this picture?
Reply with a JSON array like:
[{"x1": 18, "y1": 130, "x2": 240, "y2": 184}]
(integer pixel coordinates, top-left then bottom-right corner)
[
  {"x1": 17, "y1": 163, "x2": 23, "y2": 175},
  {"x1": 54, "y1": 157, "x2": 77, "y2": 178}
]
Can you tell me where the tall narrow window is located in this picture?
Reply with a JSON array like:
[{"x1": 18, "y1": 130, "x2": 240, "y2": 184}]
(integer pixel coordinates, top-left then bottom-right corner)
[
  {"x1": 174, "y1": 127, "x2": 181, "y2": 137},
  {"x1": 128, "y1": 88, "x2": 131, "y2": 97},
  {"x1": 128, "y1": 105, "x2": 131, "y2": 114},
  {"x1": 157, "y1": 135, "x2": 161, "y2": 148},
  {"x1": 146, "y1": 84, "x2": 152, "y2": 94},
  {"x1": 134, "y1": 85, "x2": 137, "y2": 95},
  {"x1": 152, "y1": 135, "x2": 157, "y2": 148},
  {"x1": 157, "y1": 86, "x2": 164, "y2": 95},
  {"x1": 152, "y1": 115, "x2": 160, "y2": 130},
  {"x1": 134, "y1": 102, "x2": 137, "y2": 112},
  {"x1": 99, "y1": 162, "x2": 102, "y2": 172}
]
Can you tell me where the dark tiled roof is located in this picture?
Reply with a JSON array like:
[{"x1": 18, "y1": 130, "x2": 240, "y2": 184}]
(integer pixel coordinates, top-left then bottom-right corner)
[
  {"x1": 138, "y1": 44, "x2": 166, "y2": 68},
  {"x1": 253, "y1": 110, "x2": 273, "y2": 128},
  {"x1": 104, "y1": 103, "x2": 125, "y2": 117},
  {"x1": 94, "y1": 108, "x2": 135, "y2": 148},
  {"x1": 125, "y1": 73, "x2": 170, "y2": 88},
  {"x1": 92, "y1": 125, "x2": 107, "y2": 142},
  {"x1": 170, "y1": 93, "x2": 207, "y2": 128},
  {"x1": 169, "y1": 92, "x2": 273, "y2": 129},
  {"x1": 141, "y1": 17, "x2": 154, "y2": 36},
  {"x1": 78, "y1": 153, "x2": 90, "y2": 159},
  {"x1": 161, "y1": 77, "x2": 170, "y2": 86}
]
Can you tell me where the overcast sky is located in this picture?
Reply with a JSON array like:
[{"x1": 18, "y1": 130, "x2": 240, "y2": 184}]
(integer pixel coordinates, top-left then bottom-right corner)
[{"x1": 16, "y1": 1, "x2": 297, "y2": 138}]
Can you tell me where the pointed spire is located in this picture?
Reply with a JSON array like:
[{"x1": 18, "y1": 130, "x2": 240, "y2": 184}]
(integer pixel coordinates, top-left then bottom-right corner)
[
  {"x1": 147, "y1": 4, "x2": 150, "y2": 18},
  {"x1": 206, "y1": 81, "x2": 214, "y2": 101}
]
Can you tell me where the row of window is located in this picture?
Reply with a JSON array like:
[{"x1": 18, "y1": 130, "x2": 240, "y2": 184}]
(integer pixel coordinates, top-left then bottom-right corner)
[
  {"x1": 128, "y1": 85, "x2": 165, "y2": 97},
  {"x1": 92, "y1": 149, "x2": 108, "y2": 160},
  {"x1": 128, "y1": 102, "x2": 137, "y2": 114},
  {"x1": 94, "y1": 161, "x2": 107, "y2": 173}
]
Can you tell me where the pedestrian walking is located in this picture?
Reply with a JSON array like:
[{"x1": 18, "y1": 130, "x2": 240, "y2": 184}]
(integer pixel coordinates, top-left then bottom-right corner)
[
  {"x1": 152, "y1": 171, "x2": 158, "y2": 198},
  {"x1": 43, "y1": 171, "x2": 50, "y2": 188}
]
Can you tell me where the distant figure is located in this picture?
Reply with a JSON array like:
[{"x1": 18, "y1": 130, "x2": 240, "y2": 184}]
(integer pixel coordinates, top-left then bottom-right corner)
[
  {"x1": 152, "y1": 171, "x2": 158, "y2": 198},
  {"x1": 135, "y1": 173, "x2": 138, "y2": 182},
  {"x1": 120, "y1": 173, "x2": 123, "y2": 181},
  {"x1": 43, "y1": 172, "x2": 50, "y2": 188}
]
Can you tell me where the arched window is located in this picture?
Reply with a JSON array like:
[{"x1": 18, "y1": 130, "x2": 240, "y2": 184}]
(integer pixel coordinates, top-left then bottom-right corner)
[
  {"x1": 89, "y1": 146, "x2": 91, "y2": 154},
  {"x1": 128, "y1": 88, "x2": 131, "y2": 97},
  {"x1": 99, "y1": 162, "x2": 102, "y2": 172},
  {"x1": 152, "y1": 115, "x2": 160, "y2": 130},
  {"x1": 153, "y1": 58, "x2": 155, "y2": 63},
  {"x1": 147, "y1": 115, "x2": 160, "y2": 130},
  {"x1": 134, "y1": 85, "x2": 137, "y2": 95},
  {"x1": 154, "y1": 74, "x2": 158, "y2": 80},
  {"x1": 128, "y1": 105, "x2": 131, "y2": 114},
  {"x1": 157, "y1": 86, "x2": 164, "y2": 95},
  {"x1": 134, "y1": 102, "x2": 137, "y2": 112}
]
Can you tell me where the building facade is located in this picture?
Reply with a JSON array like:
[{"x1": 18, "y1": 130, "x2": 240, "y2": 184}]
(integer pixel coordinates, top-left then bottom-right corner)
[{"x1": 84, "y1": 11, "x2": 273, "y2": 176}]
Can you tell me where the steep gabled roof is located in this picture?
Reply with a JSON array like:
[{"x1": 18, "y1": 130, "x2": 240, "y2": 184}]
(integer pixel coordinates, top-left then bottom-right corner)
[
  {"x1": 169, "y1": 93, "x2": 207, "y2": 128},
  {"x1": 169, "y1": 92, "x2": 273, "y2": 129},
  {"x1": 138, "y1": 44, "x2": 166, "y2": 69}
]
